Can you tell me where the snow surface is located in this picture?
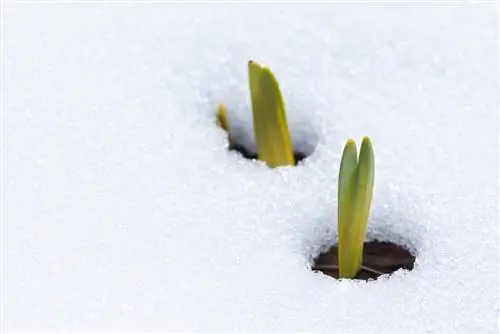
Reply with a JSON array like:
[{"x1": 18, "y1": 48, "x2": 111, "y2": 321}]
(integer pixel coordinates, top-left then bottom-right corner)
[{"x1": 2, "y1": 2, "x2": 499, "y2": 332}]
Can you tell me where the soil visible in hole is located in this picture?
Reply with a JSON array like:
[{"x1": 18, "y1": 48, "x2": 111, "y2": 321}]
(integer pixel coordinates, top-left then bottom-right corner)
[
  {"x1": 231, "y1": 143, "x2": 307, "y2": 165},
  {"x1": 312, "y1": 241, "x2": 416, "y2": 281}
]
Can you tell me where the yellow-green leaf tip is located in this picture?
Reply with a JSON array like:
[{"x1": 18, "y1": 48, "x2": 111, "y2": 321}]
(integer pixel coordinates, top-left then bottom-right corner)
[
  {"x1": 216, "y1": 103, "x2": 233, "y2": 148},
  {"x1": 337, "y1": 136, "x2": 375, "y2": 279},
  {"x1": 248, "y1": 60, "x2": 294, "y2": 168}
]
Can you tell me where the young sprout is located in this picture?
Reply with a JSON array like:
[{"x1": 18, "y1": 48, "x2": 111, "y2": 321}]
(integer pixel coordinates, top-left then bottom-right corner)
[
  {"x1": 216, "y1": 61, "x2": 295, "y2": 168},
  {"x1": 248, "y1": 61, "x2": 294, "y2": 167},
  {"x1": 216, "y1": 103, "x2": 233, "y2": 148},
  {"x1": 337, "y1": 136, "x2": 375, "y2": 278}
]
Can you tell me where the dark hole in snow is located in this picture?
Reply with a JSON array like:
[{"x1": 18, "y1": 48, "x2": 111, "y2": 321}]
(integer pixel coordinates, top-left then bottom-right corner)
[
  {"x1": 312, "y1": 241, "x2": 416, "y2": 281},
  {"x1": 229, "y1": 142, "x2": 308, "y2": 165}
]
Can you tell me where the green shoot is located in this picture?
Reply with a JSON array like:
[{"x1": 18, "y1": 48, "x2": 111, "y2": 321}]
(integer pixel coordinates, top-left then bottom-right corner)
[
  {"x1": 215, "y1": 61, "x2": 295, "y2": 167},
  {"x1": 216, "y1": 103, "x2": 233, "y2": 148},
  {"x1": 337, "y1": 136, "x2": 375, "y2": 278},
  {"x1": 247, "y1": 61, "x2": 294, "y2": 167}
]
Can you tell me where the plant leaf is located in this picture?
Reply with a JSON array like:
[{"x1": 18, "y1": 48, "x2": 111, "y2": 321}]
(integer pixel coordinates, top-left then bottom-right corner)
[
  {"x1": 216, "y1": 103, "x2": 233, "y2": 148},
  {"x1": 341, "y1": 136, "x2": 375, "y2": 278},
  {"x1": 248, "y1": 61, "x2": 294, "y2": 167},
  {"x1": 337, "y1": 139, "x2": 359, "y2": 278}
]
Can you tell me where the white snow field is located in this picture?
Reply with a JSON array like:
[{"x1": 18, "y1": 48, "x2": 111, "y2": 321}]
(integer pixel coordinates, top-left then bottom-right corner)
[{"x1": 2, "y1": 2, "x2": 499, "y2": 332}]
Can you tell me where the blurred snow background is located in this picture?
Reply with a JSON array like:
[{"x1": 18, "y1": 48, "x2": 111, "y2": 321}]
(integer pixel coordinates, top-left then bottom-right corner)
[{"x1": 2, "y1": 2, "x2": 498, "y2": 332}]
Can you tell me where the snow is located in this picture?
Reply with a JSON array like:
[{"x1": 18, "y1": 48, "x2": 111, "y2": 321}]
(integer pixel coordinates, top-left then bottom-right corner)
[{"x1": 2, "y1": 2, "x2": 499, "y2": 332}]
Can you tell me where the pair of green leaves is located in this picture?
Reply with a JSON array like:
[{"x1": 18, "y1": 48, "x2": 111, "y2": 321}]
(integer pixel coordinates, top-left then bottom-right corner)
[
  {"x1": 217, "y1": 61, "x2": 294, "y2": 168},
  {"x1": 338, "y1": 137, "x2": 375, "y2": 278}
]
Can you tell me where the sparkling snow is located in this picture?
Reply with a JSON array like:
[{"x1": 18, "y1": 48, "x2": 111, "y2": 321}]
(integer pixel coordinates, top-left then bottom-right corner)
[{"x1": 2, "y1": 2, "x2": 499, "y2": 332}]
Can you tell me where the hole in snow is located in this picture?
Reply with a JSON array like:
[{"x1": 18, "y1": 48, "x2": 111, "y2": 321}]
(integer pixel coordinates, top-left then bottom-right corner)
[
  {"x1": 215, "y1": 111, "x2": 317, "y2": 166},
  {"x1": 311, "y1": 241, "x2": 416, "y2": 281},
  {"x1": 229, "y1": 142, "x2": 308, "y2": 165}
]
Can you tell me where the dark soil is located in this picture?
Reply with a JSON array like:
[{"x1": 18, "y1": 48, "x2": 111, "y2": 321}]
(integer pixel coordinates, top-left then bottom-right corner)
[
  {"x1": 231, "y1": 143, "x2": 307, "y2": 165},
  {"x1": 312, "y1": 241, "x2": 416, "y2": 280}
]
